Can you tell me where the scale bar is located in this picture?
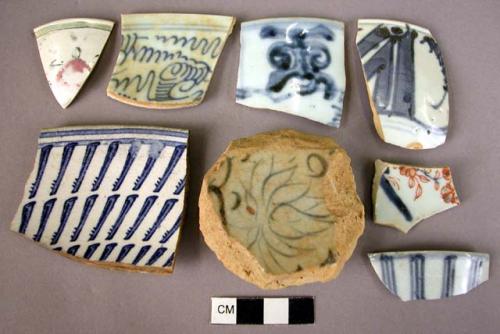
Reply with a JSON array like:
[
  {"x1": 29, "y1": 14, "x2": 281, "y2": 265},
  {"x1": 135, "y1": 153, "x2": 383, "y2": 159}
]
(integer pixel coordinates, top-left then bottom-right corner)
[{"x1": 211, "y1": 297, "x2": 314, "y2": 325}]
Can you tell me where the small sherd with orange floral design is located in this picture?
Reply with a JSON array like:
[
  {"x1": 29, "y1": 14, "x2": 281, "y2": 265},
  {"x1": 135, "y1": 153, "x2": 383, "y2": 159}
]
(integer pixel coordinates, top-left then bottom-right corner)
[{"x1": 372, "y1": 159, "x2": 460, "y2": 233}]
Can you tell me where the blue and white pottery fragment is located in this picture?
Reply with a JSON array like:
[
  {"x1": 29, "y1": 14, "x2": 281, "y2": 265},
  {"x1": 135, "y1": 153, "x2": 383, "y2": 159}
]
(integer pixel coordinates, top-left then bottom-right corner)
[
  {"x1": 373, "y1": 160, "x2": 459, "y2": 233},
  {"x1": 107, "y1": 14, "x2": 235, "y2": 109},
  {"x1": 10, "y1": 126, "x2": 188, "y2": 273},
  {"x1": 357, "y1": 19, "x2": 449, "y2": 149},
  {"x1": 369, "y1": 251, "x2": 489, "y2": 301},
  {"x1": 236, "y1": 18, "x2": 345, "y2": 127}
]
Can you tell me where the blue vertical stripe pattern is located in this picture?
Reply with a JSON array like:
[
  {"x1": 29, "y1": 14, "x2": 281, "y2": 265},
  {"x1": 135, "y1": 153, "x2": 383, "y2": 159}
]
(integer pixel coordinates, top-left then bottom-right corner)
[
  {"x1": 143, "y1": 198, "x2": 178, "y2": 241},
  {"x1": 92, "y1": 141, "x2": 120, "y2": 191},
  {"x1": 99, "y1": 243, "x2": 118, "y2": 261},
  {"x1": 71, "y1": 194, "x2": 98, "y2": 241},
  {"x1": 132, "y1": 245, "x2": 151, "y2": 265},
  {"x1": 84, "y1": 243, "x2": 101, "y2": 259},
  {"x1": 124, "y1": 196, "x2": 158, "y2": 240},
  {"x1": 116, "y1": 244, "x2": 135, "y2": 262},
  {"x1": 50, "y1": 197, "x2": 77, "y2": 245},
  {"x1": 146, "y1": 247, "x2": 167, "y2": 266},
  {"x1": 163, "y1": 252, "x2": 175, "y2": 268},
  {"x1": 112, "y1": 142, "x2": 140, "y2": 191},
  {"x1": 159, "y1": 216, "x2": 182, "y2": 244},
  {"x1": 133, "y1": 143, "x2": 167, "y2": 191},
  {"x1": 19, "y1": 202, "x2": 36, "y2": 234},
  {"x1": 371, "y1": 252, "x2": 489, "y2": 301},
  {"x1": 89, "y1": 195, "x2": 120, "y2": 241},
  {"x1": 67, "y1": 245, "x2": 80, "y2": 256},
  {"x1": 50, "y1": 143, "x2": 77, "y2": 196},
  {"x1": 106, "y1": 194, "x2": 138, "y2": 240},
  {"x1": 154, "y1": 145, "x2": 186, "y2": 192},
  {"x1": 467, "y1": 257, "x2": 483, "y2": 291},
  {"x1": 33, "y1": 198, "x2": 57, "y2": 242},
  {"x1": 173, "y1": 178, "x2": 185, "y2": 195},
  {"x1": 441, "y1": 255, "x2": 457, "y2": 298},
  {"x1": 29, "y1": 145, "x2": 53, "y2": 199},
  {"x1": 380, "y1": 255, "x2": 397, "y2": 295},
  {"x1": 410, "y1": 255, "x2": 425, "y2": 300},
  {"x1": 72, "y1": 142, "x2": 100, "y2": 193}
]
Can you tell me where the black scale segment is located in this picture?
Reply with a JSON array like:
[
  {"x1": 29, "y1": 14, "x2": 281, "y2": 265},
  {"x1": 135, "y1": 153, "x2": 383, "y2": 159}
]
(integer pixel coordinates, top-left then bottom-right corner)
[{"x1": 236, "y1": 298, "x2": 264, "y2": 324}]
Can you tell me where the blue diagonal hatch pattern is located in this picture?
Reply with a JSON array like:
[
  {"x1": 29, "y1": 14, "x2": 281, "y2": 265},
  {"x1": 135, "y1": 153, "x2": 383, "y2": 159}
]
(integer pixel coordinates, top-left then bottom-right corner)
[{"x1": 10, "y1": 125, "x2": 188, "y2": 273}]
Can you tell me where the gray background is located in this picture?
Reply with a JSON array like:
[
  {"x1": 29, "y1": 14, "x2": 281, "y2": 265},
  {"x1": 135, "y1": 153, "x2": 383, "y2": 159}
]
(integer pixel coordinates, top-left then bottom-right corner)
[{"x1": 1, "y1": 0, "x2": 499, "y2": 333}]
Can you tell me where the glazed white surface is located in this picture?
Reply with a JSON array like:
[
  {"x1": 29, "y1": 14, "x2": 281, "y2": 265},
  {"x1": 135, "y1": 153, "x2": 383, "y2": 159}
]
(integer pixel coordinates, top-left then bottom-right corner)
[
  {"x1": 373, "y1": 160, "x2": 459, "y2": 233},
  {"x1": 106, "y1": 13, "x2": 234, "y2": 108},
  {"x1": 357, "y1": 19, "x2": 449, "y2": 149},
  {"x1": 35, "y1": 18, "x2": 113, "y2": 108},
  {"x1": 369, "y1": 251, "x2": 489, "y2": 301},
  {"x1": 236, "y1": 18, "x2": 345, "y2": 127},
  {"x1": 11, "y1": 126, "x2": 188, "y2": 270}
]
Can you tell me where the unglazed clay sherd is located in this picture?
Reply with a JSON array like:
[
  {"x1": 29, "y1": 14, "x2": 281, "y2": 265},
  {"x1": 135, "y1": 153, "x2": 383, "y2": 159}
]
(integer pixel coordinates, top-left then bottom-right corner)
[
  {"x1": 34, "y1": 18, "x2": 114, "y2": 108},
  {"x1": 373, "y1": 160, "x2": 459, "y2": 233},
  {"x1": 107, "y1": 13, "x2": 235, "y2": 109},
  {"x1": 236, "y1": 18, "x2": 346, "y2": 127},
  {"x1": 11, "y1": 126, "x2": 188, "y2": 273},
  {"x1": 369, "y1": 251, "x2": 489, "y2": 301},
  {"x1": 199, "y1": 129, "x2": 364, "y2": 289},
  {"x1": 357, "y1": 19, "x2": 449, "y2": 149}
]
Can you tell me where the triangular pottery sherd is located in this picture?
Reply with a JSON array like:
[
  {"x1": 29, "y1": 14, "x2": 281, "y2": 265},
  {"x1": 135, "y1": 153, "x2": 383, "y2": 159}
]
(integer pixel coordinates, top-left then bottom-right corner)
[{"x1": 34, "y1": 18, "x2": 114, "y2": 108}]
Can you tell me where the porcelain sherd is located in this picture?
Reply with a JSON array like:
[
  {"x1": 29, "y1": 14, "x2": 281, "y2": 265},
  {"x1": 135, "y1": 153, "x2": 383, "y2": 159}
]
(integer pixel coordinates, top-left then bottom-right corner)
[
  {"x1": 357, "y1": 19, "x2": 449, "y2": 149},
  {"x1": 34, "y1": 18, "x2": 114, "y2": 108},
  {"x1": 106, "y1": 13, "x2": 235, "y2": 109},
  {"x1": 372, "y1": 159, "x2": 459, "y2": 233},
  {"x1": 236, "y1": 18, "x2": 346, "y2": 127},
  {"x1": 199, "y1": 129, "x2": 364, "y2": 289},
  {"x1": 369, "y1": 251, "x2": 489, "y2": 301},
  {"x1": 11, "y1": 126, "x2": 188, "y2": 273}
]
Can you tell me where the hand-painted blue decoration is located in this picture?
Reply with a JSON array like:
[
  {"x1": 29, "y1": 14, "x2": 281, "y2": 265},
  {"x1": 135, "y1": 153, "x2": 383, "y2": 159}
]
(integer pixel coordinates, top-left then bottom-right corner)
[
  {"x1": 89, "y1": 194, "x2": 120, "y2": 241},
  {"x1": 112, "y1": 141, "x2": 140, "y2": 191},
  {"x1": 50, "y1": 143, "x2": 77, "y2": 196},
  {"x1": 236, "y1": 18, "x2": 346, "y2": 128},
  {"x1": 29, "y1": 145, "x2": 53, "y2": 199},
  {"x1": 143, "y1": 199, "x2": 178, "y2": 241},
  {"x1": 19, "y1": 202, "x2": 36, "y2": 234},
  {"x1": 357, "y1": 19, "x2": 449, "y2": 149},
  {"x1": 125, "y1": 195, "x2": 158, "y2": 240},
  {"x1": 72, "y1": 142, "x2": 100, "y2": 193},
  {"x1": 369, "y1": 251, "x2": 489, "y2": 301},
  {"x1": 380, "y1": 255, "x2": 397, "y2": 295},
  {"x1": 261, "y1": 24, "x2": 335, "y2": 99},
  {"x1": 410, "y1": 254, "x2": 425, "y2": 300},
  {"x1": 33, "y1": 198, "x2": 57, "y2": 242},
  {"x1": 51, "y1": 197, "x2": 77, "y2": 245},
  {"x1": 10, "y1": 126, "x2": 188, "y2": 273},
  {"x1": 106, "y1": 194, "x2": 138, "y2": 240},
  {"x1": 441, "y1": 255, "x2": 457, "y2": 298},
  {"x1": 71, "y1": 194, "x2": 98, "y2": 241},
  {"x1": 92, "y1": 141, "x2": 119, "y2": 191},
  {"x1": 372, "y1": 159, "x2": 460, "y2": 234},
  {"x1": 99, "y1": 242, "x2": 118, "y2": 261}
]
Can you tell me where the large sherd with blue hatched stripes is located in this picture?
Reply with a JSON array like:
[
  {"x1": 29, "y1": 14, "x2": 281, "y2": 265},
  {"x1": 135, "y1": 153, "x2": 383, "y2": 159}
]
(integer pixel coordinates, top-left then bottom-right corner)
[{"x1": 10, "y1": 125, "x2": 188, "y2": 273}]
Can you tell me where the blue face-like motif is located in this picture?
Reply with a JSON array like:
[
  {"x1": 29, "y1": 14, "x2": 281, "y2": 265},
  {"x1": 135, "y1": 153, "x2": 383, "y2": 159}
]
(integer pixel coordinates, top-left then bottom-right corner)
[{"x1": 260, "y1": 24, "x2": 336, "y2": 100}]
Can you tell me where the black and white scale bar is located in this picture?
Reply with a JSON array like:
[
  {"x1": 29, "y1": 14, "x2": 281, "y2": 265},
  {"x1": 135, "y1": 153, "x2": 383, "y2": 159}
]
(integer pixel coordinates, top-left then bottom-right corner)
[{"x1": 211, "y1": 297, "x2": 314, "y2": 325}]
